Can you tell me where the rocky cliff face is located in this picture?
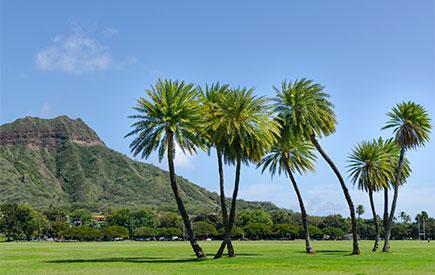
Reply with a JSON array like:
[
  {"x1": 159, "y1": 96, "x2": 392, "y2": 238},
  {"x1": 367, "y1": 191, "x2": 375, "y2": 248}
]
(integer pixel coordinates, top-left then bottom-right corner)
[{"x1": 0, "y1": 116, "x2": 104, "y2": 147}]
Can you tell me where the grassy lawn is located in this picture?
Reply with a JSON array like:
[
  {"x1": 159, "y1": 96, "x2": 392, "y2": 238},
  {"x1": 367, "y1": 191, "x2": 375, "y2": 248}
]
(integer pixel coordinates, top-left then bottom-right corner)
[{"x1": 0, "y1": 240, "x2": 434, "y2": 274}]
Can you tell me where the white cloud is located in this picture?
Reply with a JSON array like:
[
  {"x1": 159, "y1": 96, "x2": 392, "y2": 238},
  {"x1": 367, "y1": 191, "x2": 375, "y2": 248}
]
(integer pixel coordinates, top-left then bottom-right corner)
[
  {"x1": 173, "y1": 143, "x2": 194, "y2": 169},
  {"x1": 153, "y1": 142, "x2": 195, "y2": 170},
  {"x1": 35, "y1": 26, "x2": 135, "y2": 74}
]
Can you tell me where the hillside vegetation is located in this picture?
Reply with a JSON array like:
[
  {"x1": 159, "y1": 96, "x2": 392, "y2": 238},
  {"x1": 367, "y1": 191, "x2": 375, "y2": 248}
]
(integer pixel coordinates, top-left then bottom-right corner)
[{"x1": 0, "y1": 116, "x2": 277, "y2": 213}]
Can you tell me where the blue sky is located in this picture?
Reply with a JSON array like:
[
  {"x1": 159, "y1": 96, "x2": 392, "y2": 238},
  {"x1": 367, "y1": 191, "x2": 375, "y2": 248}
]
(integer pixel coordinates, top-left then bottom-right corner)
[{"x1": 1, "y1": 0, "x2": 434, "y2": 218}]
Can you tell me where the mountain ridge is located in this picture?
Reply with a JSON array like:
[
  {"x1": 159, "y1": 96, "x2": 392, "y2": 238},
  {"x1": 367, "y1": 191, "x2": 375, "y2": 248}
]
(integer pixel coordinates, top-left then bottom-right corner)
[{"x1": 0, "y1": 115, "x2": 279, "y2": 214}]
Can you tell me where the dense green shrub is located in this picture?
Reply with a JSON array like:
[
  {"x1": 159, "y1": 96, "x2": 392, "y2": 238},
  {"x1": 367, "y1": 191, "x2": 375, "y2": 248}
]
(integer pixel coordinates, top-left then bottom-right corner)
[
  {"x1": 0, "y1": 203, "x2": 48, "y2": 240},
  {"x1": 237, "y1": 210, "x2": 273, "y2": 227},
  {"x1": 218, "y1": 225, "x2": 245, "y2": 239},
  {"x1": 193, "y1": 221, "x2": 217, "y2": 239},
  {"x1": 102, "y1": 225, "x2": 129, "y2": 241},
  {"x1": 133, "y1": 227, "x2": 157, "y2": 238},
  {"x1": 244, "y1": 223, "x2": 272, "y2": 239},
  {"x1": 157, "y1": 227, "x2": 182, "y2": 237},
  {"x1": 307, "y1": 225, "x2": 323, "y2": 240},
  {"x1": 158, "y1": 212, "x2": 182, "y2": 228},
  {"x1": 106, "y1": 208, "x2": 159, "y2": 233},
  {"x1": 272, "y1": 224, "x2": 300, "y2": 239},
  {"x1": 59, "y1": 226, "x2": 102, "y2": 241},
  {"x1": 322, "y1": 227, "x2": 345, "y2": 240}
]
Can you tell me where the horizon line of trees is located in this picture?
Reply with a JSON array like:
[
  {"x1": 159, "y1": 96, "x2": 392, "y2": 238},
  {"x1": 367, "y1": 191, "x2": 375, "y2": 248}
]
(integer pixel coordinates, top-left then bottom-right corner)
[
  {"x1": 126, "y1": 78, "x2": 431, "y2": 258},
  {"x1": 1, "y1": 203, "x2": 433, "y2": 243}
]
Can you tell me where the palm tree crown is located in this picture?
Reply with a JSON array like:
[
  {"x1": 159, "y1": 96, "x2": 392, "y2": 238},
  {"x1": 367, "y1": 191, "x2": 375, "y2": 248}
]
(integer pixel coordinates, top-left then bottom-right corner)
[
  {"x1": 382, "y1": 101, "x2": 432, "y2": 150},
  {"x1": 199, "y1": 82, "x2": 231, "y2": 149},
  {"x1": 273, "y1": 78, "x2": 336, "y2": 139},
  {"x1": 348, "y1": 138, "x2": 412, "y2": 192},
  {"x1": 208, "y1": 87, "x2": 279, "y2": 164},
  {"x1": 125, "y1": 79, "x2": 205, "y2": 160},
  {"x1": 347, "y1": 138, "x2": 392, "y2": 192},
  {"x1": 258, "y1": 130, "x2": 317, "y2": 177}
]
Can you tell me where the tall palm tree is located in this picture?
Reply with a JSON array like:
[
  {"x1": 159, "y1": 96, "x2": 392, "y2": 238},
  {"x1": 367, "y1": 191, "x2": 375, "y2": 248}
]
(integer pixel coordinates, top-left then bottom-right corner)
[
  {"x1": 199, "y1": 82, "x2": 234, "y2": 256},
  {"x1": 274, "y1": 78, "x2": 360, "y2": 254},
  {"x1": 212, "y1": 87, "x2": 278, "y2": 258},
  {"x1": 381, "y1": 101, "x2": 431, "y2": 252},
  {"x1": 348, "y1": 138, "x2": 393, "y2": 251},
  {"x1": 125, "y1": 79, "x2": 206, "y2": 258},
  {"x1": 258, "y1": 129, "x2": 317, "y2": 254}
]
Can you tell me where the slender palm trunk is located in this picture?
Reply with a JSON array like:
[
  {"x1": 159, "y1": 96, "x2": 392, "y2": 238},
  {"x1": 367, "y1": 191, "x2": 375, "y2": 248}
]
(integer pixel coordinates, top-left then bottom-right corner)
[
  {"x1": 310, "y1": 134, "x2": 360, "y2": 255},
  {"x1": 368, "y1": 188, "x2": 380, "y2": 251},
  {"x1": 216, "y1": 157, "x2": 241, "y2": 258},
  {"x1": 383, "y1": 147, "x2": 405, "y2": 252},
  {"x1": 167, "y1": 131, "x2": 206, "y2": 258},
  {"x1": 214, "y1": 149, "x2": 234, "y2": 259},
  {"x1": 285, "y1": 161, "x2": 314, "y2": 254},
  {"x1": 383, "y1": 187, "x2": 389, "y2": 230}
]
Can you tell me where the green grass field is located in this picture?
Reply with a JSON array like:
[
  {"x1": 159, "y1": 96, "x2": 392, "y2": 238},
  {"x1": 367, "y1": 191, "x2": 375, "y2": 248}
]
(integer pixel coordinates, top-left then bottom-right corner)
[{"x1": 1, "y1": 240, "x2": 434, "y2": 274}]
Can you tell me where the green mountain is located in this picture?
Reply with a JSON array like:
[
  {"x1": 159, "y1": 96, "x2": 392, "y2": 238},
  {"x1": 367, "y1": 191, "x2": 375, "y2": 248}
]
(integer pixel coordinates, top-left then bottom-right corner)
[{"x1": 0, "y1": 116, "x2": 278, "y2": 213}]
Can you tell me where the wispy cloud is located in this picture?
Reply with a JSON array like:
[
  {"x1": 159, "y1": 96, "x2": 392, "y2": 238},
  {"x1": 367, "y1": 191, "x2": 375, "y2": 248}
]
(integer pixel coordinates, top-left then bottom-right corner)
[
  {"x1": 173, "y1": 143, "x2": 195, "y2": 169},
  {"x1": 101, "y1": 27, "x2": 119, "y2": 37},
  {"x1": 40, "y1": 102, "x2": 52, "y2": 117},
  {"x1": 35, "y1": 24, "x2": 135, "y2": 74},
  {"x1": 152, "y1": 142, "x2": 195, "y2": 170},
  {"x1": 240, "y1": 180, "x2": 435, "y2": 218}
]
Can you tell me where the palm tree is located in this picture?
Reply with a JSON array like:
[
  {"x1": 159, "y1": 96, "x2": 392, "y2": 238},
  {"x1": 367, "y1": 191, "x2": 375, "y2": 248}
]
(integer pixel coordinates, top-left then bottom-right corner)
[
  {"x1": 125, "y1": 79, "x2": 206, "y2": 258},
  {"x1": 399, "y1": 211, "x2": 411, "y2": 224},
  {"x1": 258, "y1": 129, "x2": 317, "y2": 254},
  {"x1": 274, "y1": 78, "x2": 360, "y2": 254},
  {"x1": 381, "y1": 101, "x2": 431, "y2": 252},
  {"x1": 379, "y1": 137, "x2": 411, "y2": 244},
  {"x1": 348, "y1": 138, "x2": 392, "y2": 251},
  {"x1": 212, "y1": 87, "x2": 278, "y2": 258},
  {"x1": 199, "y1": 82, "x2": 234, "y2": 256},
  {"x1": 356, "y1": 205, "x2": 365, "y2": 219}
]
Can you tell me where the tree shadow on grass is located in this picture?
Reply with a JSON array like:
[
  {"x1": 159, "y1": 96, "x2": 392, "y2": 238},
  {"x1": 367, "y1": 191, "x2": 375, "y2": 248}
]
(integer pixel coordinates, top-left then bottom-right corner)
[
  {"x1": 295, "y1": 249, "x2": 350, "y2": 256},
  {"x1": 47, "y1": 257, "x2": 202, "y2": 264},
  {"x1": 46, "y1": 254, "x2": 261, "y2": 264},
  {"x1": 208, "y1": 253, "x2": 261, "y2": 257}
]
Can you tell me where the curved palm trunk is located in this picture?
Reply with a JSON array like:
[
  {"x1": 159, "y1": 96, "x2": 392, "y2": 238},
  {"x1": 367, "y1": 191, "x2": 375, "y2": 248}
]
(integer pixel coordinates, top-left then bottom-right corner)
[
  {"x1": 214, "y1": 149, "x2": 234, "y2": 259},
  {"x1": 310, "y1": 134, "x2": 360, "y2": 255},
  {"x1": 167, "y1": 131, "x2": 206, "y2": 258},
  {"x1": 368, "y1": 188, "x2": 380, "y2": 251},
  {"x1": 383, "y1": 147, "x2": 405, "y2": 252},
  {"x1": 285, "y1": 161, "x2": 314, "y2": 254},
  {"x1": 215, "y1": 157, "x2": 241, "y2": 258}
]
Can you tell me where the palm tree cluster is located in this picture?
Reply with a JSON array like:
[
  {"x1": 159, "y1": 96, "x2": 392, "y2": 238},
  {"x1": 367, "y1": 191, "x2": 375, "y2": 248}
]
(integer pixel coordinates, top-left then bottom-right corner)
[
  {"x1": 126, "y1": 79, "x2": 431, "y2": 258},
  {"x1": 348, "y1": 102, "x2": 431, "y2": 252}
]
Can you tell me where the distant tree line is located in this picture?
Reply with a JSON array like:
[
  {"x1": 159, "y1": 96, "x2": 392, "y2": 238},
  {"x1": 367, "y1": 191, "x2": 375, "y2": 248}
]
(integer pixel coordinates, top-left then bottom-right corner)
[{"x1": 1, "y1": 203, "x2": 433, "y2": 243}]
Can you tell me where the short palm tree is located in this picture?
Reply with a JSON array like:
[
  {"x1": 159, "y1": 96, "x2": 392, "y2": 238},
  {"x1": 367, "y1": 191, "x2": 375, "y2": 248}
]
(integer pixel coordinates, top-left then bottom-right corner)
[
  {"x1": 212, "y1": 87, "x2": 278, "y2": 258},
  {"x1": 258, "y1": 127, "x2": 317, "y2": 254},
  {"x1": 348, "y1": 138, "x2": 393, "y2": 251},
  {"x1": 381, "y1": 101, "x2": 431, "y2": 252},
  {"x1": 356, "y1": 205, "x2": 365, "y2": 219},
  {"x1": 199, "y1": 82, "x2": 234, "y2": 256},
  {"x1": 125, "y1": 79, "x2": 206, "y2": 258},
  {"x1": 274, "y1": 78, "x2": 360, "y2": 254}
]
